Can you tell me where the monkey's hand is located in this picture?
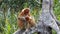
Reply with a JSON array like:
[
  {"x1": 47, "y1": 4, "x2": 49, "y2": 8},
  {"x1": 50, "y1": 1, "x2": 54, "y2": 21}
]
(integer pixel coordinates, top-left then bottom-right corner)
[{"x1": 25, "y1": 16, "x2": 36, "y2": 27}]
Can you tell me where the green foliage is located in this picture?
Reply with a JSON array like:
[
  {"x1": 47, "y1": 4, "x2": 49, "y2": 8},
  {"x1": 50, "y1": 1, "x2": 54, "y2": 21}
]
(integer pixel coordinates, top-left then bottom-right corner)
[
  {"x1": 0, "y1": 0, "x2": 60, "y2": 34},
  {"x1": 52, "y1": 29, "x2": 56, "y2": 34},
  {"x1": 54, "y1": 0, "x2": 60, "y2": 21}
]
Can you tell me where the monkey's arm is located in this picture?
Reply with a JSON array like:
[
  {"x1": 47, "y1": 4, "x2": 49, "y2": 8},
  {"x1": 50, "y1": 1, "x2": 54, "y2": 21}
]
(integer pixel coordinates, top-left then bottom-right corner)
[{"x1": 17, "y1": 16, "x2": 27, "y2": 29}]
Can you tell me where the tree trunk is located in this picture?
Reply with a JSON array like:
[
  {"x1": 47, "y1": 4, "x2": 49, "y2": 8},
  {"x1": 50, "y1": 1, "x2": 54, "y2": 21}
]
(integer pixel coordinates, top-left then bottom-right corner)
[{"x1": 40, "y1": 0, "x2": 60, "y2": 34}]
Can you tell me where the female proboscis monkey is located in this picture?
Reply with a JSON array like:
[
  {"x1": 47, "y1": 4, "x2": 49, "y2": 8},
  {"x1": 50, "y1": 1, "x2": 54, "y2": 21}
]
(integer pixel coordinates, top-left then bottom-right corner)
[{"x1": 17, "y1": 8, "x2": 36, "y2": 30}]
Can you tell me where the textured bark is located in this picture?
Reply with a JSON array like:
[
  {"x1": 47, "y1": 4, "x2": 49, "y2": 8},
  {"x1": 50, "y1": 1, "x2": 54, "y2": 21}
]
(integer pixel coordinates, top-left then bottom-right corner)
[
  {"x1": 40, "y1": 0, "x2": 60, "y2": 34},
  {"x1": 49, "y1": 0, "x2": 60, "y2": 26}
]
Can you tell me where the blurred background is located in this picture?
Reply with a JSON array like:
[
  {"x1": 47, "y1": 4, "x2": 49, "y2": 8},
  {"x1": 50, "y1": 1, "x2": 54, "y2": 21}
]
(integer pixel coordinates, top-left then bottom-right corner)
[{"x1": 0, "y1": 0, "x2": 60, "y2": 34}]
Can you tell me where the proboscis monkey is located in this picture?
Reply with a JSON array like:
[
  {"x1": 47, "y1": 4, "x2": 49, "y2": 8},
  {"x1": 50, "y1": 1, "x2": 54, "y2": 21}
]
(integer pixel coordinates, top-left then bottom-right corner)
[{"x1": 17, "y1": 8, "x2": 36, "y2": 30}]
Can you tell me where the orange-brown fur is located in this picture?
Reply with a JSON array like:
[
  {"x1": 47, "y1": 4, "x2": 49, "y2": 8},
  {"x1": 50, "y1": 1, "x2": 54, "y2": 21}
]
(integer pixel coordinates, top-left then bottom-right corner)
[{"x1": 17, "y1": 8, "x2": 36, "y2": 30}]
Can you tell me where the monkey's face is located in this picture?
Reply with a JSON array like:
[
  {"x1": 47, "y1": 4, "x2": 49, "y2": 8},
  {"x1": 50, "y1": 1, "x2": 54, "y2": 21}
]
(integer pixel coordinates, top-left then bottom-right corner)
[{"x1": 23, "y1": 8, "x2": 30, "y2": 15}]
